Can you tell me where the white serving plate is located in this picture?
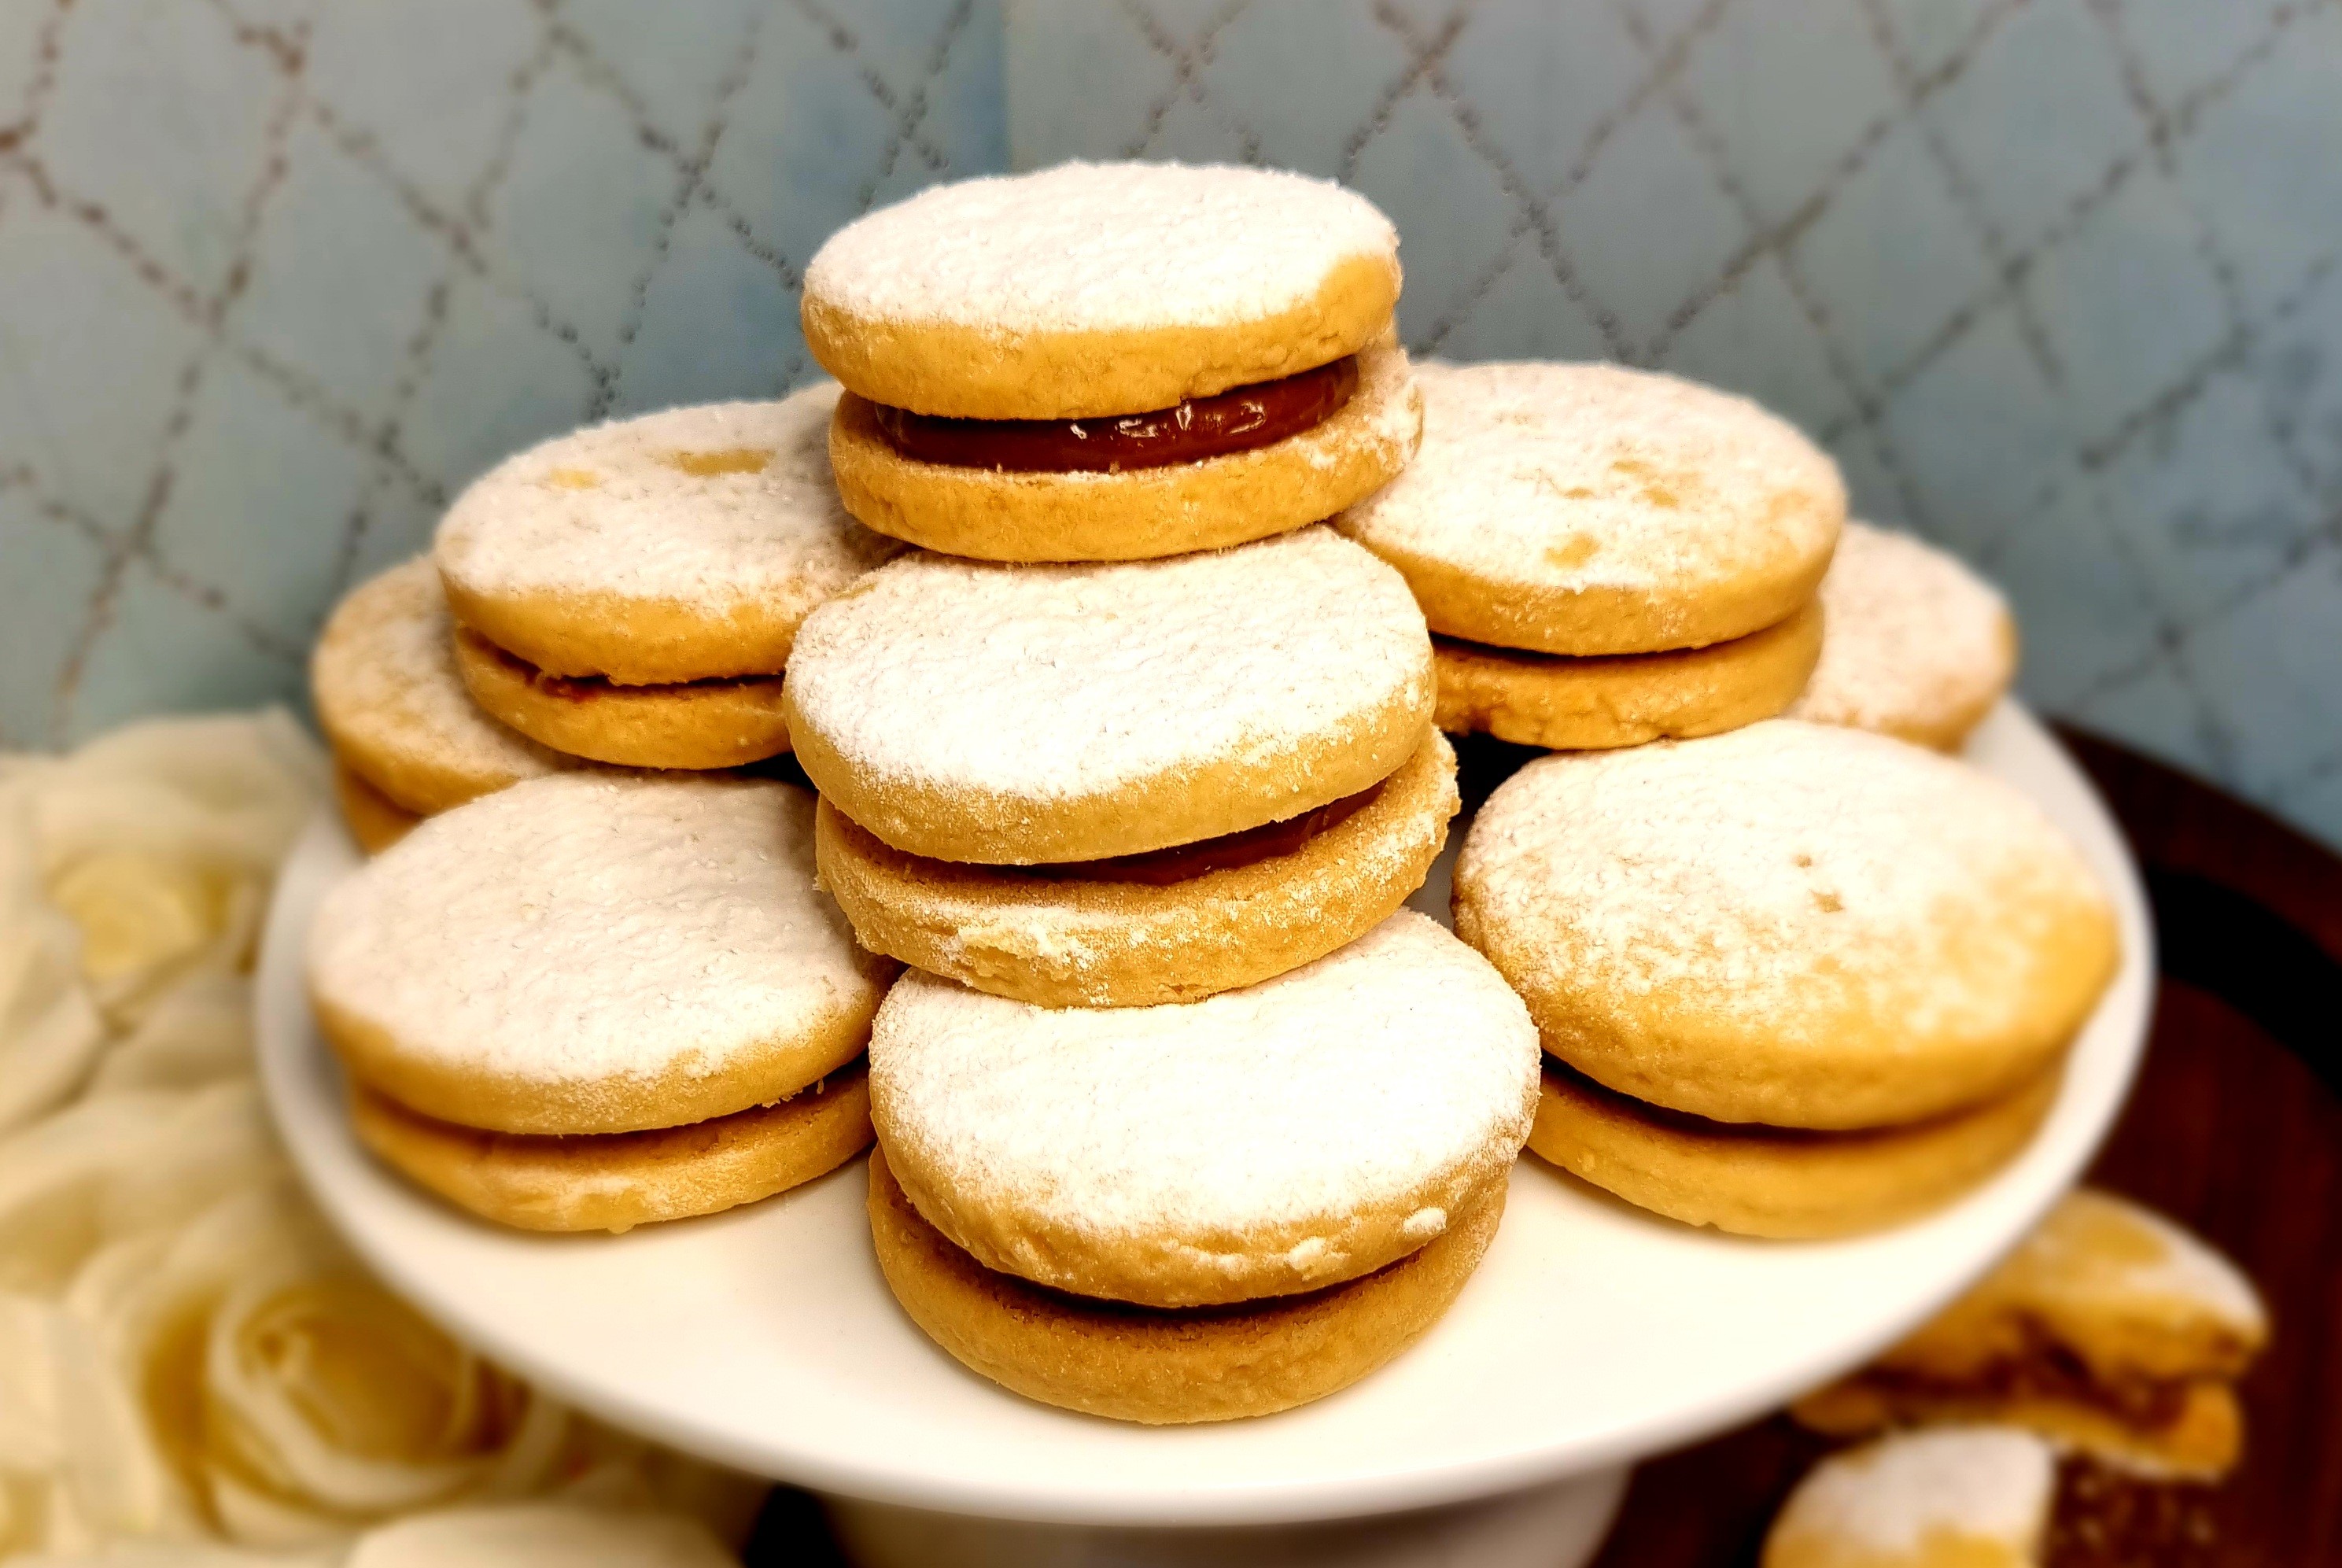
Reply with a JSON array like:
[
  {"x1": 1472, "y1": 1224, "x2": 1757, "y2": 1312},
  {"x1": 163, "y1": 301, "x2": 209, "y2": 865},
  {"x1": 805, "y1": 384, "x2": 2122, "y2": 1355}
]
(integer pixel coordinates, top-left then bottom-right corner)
[{"x1": 255, "y1": 703, "x2": 2151, "y2": 1529}]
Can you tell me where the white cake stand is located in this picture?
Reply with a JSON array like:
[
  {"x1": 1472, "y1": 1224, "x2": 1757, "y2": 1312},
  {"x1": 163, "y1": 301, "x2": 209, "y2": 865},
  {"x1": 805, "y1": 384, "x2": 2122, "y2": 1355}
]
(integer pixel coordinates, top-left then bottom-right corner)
[{"x1": 254, "y1": 705, "x2": 2152, "y2": 1567}]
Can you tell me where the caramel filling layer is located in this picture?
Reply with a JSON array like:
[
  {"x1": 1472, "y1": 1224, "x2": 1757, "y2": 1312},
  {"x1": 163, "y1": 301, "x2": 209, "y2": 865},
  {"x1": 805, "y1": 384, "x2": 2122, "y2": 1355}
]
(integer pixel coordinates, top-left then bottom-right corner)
[
  {"x1": 464, "y1": 630, "x2": 775, "y2": 697},
  {"x1": 1005, "y1": 780, "x2": 1385, "y2": 887},
  {"x1": 1857, "y1": 1333, "x2": 2201, "y2": 1431},
  {"x1": 871, "y1": 356, "x2": 1359, "y2": 474}
]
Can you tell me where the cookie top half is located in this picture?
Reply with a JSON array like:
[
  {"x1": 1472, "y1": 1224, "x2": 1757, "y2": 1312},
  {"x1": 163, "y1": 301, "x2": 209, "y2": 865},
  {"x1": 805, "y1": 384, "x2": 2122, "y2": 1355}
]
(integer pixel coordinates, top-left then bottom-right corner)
[
  {"x1": 307, "y1": 774, "x2": 892, "y2": 1135},
  {"x1": 1340, "y1": 361, "x2": 1845, "y2": 655},
  {"x1": 869, "y1": 911, "x2": 1539, "y2": 1308},
  {"x1": 784, "y1": 526, "x2": 1434, "y2": 864},
  {"x1": 1455, "y1": 721, "x2": 2119, "y2": 1131},
  {"x1": 802, "y1": 162, "x2": 1400, "y2": 420},
  {"x1": 433, "y1": 388, "x2": 899, "y2": 684}
]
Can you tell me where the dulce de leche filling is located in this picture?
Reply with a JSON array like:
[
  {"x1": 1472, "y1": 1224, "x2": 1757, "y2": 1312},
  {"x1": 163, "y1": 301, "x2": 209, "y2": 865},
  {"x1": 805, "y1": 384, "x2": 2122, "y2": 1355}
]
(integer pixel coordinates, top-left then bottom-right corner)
[
  {"x1": 1006, "y1": 780, "x2": 1384, "y2": 887},
  {"x1": 871, "y1": 356, "x2": 1359, "y2": 474},
  {"x1": 1855, "y1": 1334, "x2": 2200, "y2": 1433}
]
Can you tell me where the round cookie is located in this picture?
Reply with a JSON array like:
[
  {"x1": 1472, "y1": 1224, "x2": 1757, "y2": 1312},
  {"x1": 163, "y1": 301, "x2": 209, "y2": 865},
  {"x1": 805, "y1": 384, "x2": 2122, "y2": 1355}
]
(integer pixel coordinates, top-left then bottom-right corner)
[
  {"x1": 349, "y1": 1064, "x2": 872, "y2": 1234},
  {"x1": 784, "y1": 526, "x2": 1434, "y2": 864},
  {"x1": 1788, "y1": 521, "x2": 2019, "y2": 751},
  {"x1": 802, "y1": 161, "x2": 1400, "y2": 421},
  {"x1": 1762, "y1": 1427, "x2": 2056, "y2": 1568},
  {"x1": 1528, "y1": 1061, "x2": 2060, "y2": 1239},
  {"x1": 826, "y1": 338, "x2": 1422, "y2": 563},
  {"x1": 817, "y1": 728, "x2": 1457, "y2": 1007},
  {"x1": 308, "y1": 774, "x2": 894, "y2": 1135},
  {"x1": 433, "y1": 386, "x2": 899, "y2": 685},
  {"x1": 1454, "y1": 721, "x2": 2119, "y2": 1131},
  {"x1": 1338, "y1": 360, "x2": 1845, "y2": 655},
  {"x1": 331, "y1": 758, "x2": 420, "y2": 854},
  {"x1": 1435, "y1": 597, "x2": 1823, "y2": 751},
  {"x1": 869, "y1": 1147, "x2": 1503, "y2": 1425},
  {"x1": 869, "y1": 911, "x2": 1539, "y2": 1309},
  {"x1": 313, "y1": 558, "x2": 576, "y2": 814},
  {"x1": 452, "y1": 626, "x2": 791, "y2": 771}
]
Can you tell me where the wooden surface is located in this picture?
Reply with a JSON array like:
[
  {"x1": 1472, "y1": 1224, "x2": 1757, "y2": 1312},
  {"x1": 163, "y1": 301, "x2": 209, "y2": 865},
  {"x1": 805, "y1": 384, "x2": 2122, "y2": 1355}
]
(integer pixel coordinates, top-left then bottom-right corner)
[{"x1": 746, "y1": 725, "x2": 2342, "y2": 1565}]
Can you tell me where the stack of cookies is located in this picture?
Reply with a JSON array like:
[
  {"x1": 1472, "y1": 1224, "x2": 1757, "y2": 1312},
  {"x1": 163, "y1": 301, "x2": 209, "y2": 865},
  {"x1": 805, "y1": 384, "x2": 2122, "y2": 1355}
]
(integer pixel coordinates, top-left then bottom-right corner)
[
  {"x1": 784, "y1": 162, "x2": 1542, "y2": 1421},
  {"x1": 1339, "y1": 361, "x2": 1842, "y2": 753}
]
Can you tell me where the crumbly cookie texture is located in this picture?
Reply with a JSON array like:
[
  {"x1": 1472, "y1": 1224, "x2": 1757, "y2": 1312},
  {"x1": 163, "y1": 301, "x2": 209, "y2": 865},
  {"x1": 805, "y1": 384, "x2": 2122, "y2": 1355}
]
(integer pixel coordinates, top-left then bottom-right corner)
[
  {"x1": 869, "y1": 911, "x2": 1539, "y2": 1308},
  {"x1": 1340, "y1": 360, "x2": 1844, "y2": 655},
  {"x1": 805, "y1": 161, "x2": 1396, "y2": 335},
  {"x1": 312, "y1": 558, "x2": 574, "y2": 814},
  {"x1": 308, "y1": 774, "x2": 890, "y2": 1134},
  {"x1": 785, "y1": 525, "x2": 1434, "y2": 863},
  {"x1": 434, "y1": 386, "x2": 899, "y2": 681},
  {"x1": 1764, "y1": 1427, "x2": 2055, "y2": 1568},
  {"x1": 1787, "y1": 521, "x2": 2018, "y2": 750},
  {"x1": 1456, "y1": 720, "x2": 2119, "y2": 1130}
]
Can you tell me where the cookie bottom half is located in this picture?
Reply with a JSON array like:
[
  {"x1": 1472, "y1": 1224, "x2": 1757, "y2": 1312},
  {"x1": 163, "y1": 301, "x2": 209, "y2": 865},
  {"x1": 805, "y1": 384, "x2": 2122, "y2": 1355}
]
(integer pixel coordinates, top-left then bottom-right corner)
[
  {"x1": 1434, "y1": 598, "x2": 1823, "y2": 751},
  {"x1": 1527, "y1": 1059, "x2": 2061, "y2": 1240},
  {"x1": 351, "y1": 1061, "x2": 872, "y2": 1233},
  {"x1": 867, "y1": 1146, "x2": 1502, "y2": 1423},
  {"x1": 454, "y1": 625, "x2": 791, "y2": 770}
]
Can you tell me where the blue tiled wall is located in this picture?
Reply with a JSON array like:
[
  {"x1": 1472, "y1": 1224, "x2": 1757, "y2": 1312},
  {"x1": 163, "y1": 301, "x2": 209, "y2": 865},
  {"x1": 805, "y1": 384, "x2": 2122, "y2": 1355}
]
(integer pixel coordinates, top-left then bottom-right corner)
[{"x1": 7, "y1": 0, "x2": 2341, "y2": 851}]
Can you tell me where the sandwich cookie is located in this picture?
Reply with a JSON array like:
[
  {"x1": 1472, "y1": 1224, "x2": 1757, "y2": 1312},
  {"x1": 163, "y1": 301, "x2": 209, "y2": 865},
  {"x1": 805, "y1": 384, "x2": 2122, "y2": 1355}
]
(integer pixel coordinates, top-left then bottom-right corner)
[
  {"x1": 313, "y1": 558, "x2": 578, "y2": 839},
  {"x1": 1338, "y1": 360, "x2": 1845, "y2": 657},
  {"x1": 785, "y1": 525, "x2": 1434, "y2": 865},
  {"x1": 867, "y1": 912, "x2": 1540, "y2": 1421},
  {"x1": 1788, "y1": 521, "x2": 2019, "y2": 751},
  {"x1": 815, "y1": 729, "x2": 1458, "y2": 1008},
  {"x1": 307, "y1": 774, "x2": 895, "y2": 1227},
  {"x1": 805, "y1": 162, "x2": 1422, "y2": 561},
  {"x1": 1794, "y1": 1188, "x2": 2269, "y2": 1478},
  {"x1": 1529, "y1": 1058, "x2": 2061, "y2": 1239},
  {"x1": 1455, "y1": 721, "x2": 2119, "y2": 1132},
  {"x1": 433, "y1": 388, "x2": 899, "y2": 769}
]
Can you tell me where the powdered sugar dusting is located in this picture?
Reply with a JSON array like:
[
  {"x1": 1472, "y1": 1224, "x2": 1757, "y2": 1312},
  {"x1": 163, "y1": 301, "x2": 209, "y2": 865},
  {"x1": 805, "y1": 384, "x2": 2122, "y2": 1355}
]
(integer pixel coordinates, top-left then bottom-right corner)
[
  {"x1": 1459, "y1": 721, "x2": 2110, "y2": 1042},
  {"x1": 2011, "y1": 1188, "x2": 2267, "y2": 1337},
  {"x1": 870, "y1": 911, "x2": 1537, "y2": 1247},
  {"x1": 313, "y1": 558, "x2": 573, "y2": 797},
  {"x1": 1773, "y1": 1427, "x2": 2053, "y2": 1559},
  {"x1": 785, "y1": 526, "x2": 1430, "y2": 804},
  {"x1": 805, "y1": 162, "x2": 1396, "y2": 332},
  {"x1": 307, "y1": 775, "x2": 880, "y2": 1088},
  {"x1": 434, "y1": 386, "x2": 899, "y2": 613},
  {"x1": 1789, "y1": 522, "x2": 2016, "y2": 736},
  {"x1": 1339, "y1": 360, "x2": 1843, "y2": 607}
]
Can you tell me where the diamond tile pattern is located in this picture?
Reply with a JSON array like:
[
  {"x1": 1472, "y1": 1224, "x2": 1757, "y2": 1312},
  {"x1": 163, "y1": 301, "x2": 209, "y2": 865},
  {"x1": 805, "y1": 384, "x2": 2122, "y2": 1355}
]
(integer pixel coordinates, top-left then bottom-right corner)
[
  {"x1": 1007, "y1": 0, "x2": 2342, "y2": 851},
  {"x1": 0, "y1": 0, "x2": 1001, "y2": 748},
  {"x1": 6, "y1": 0, "x2": 2342, "y2": 857}
]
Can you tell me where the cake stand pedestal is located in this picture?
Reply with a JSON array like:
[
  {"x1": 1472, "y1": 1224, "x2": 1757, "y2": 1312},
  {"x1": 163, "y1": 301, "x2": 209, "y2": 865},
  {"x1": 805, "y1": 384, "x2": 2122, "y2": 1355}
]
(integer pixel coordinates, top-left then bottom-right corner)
[{"x1": 254, "y1": 705, "x2": 2149, "y2": 1568}]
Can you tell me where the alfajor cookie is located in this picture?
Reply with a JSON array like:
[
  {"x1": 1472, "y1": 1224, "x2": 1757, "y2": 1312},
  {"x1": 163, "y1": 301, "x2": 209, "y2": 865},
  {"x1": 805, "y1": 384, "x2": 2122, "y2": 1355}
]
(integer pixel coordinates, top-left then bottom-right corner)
[
  {"x1": 1788, "y1": 521, "x2": 2019, "y2": 751},
  {"x1": 1794, "y1": 1188, "x2": 2269, "y2": 1478},
  {"x1": 433, "y1": 387, "x2": 898, "y2": 769},
  {"x1": 1455, "y1": 721, "x2": 2119, "y2": 1131},
  {"x1": 1765, "y1": 1426, "x2": 2057, "y2": 1568},
  {"x1": 784, "y1": 525, "x2": 1434, "y2": 865},
  {"x1": 1338, "y1": 360, "x2": 1844, "y2": 655},
  {"x1": 308, "y1": 773, "x2": 894, "y2": 1137},
  {"x1": 865, "y1": 912, "x2": 1536, "y2": 1420},
  {"x1": 816, "y1": 729, "x2": 1458, "y2": 1008},
  {"x1": 1529, "y1": 1060, "x2": 2060, "y2": 1239},
  {"x1": 1434, "y1": 597, "x2": 1823, "y2": 751},
  {"x1": 803, "y1": 162, "x2": 1422, "y2": 561}
]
